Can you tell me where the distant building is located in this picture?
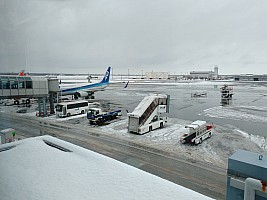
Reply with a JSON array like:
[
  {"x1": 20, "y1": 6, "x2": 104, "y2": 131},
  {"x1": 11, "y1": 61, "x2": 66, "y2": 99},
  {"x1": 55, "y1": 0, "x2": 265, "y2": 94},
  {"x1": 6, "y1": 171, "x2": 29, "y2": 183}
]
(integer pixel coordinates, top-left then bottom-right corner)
[
  {"x1": 189, "y1": 66, "x2": 219, "y2": 79},
  {"x1": 234, "y1": 74, "x2": 267, "y2": 81},
  {"x1": 189, "y1": 71, "x2": 214, "y2": 79},
  {"x1": 145, "y1": 71, "x2": 169, "y2": 79}
]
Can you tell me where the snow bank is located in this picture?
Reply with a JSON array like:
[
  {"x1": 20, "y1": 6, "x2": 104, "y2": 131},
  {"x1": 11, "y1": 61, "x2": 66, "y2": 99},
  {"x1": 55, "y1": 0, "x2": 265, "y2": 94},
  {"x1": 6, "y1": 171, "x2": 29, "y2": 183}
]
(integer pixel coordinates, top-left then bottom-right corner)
[
  {"x1": 201, "y1": 106, "x2": 267, "y2": 123},
  {"x1": 235, "y1": 129, "x2": 267, "y2": 151},
  {"x1": 0, "y1": 136, "x2": 213, "y2": 200}
]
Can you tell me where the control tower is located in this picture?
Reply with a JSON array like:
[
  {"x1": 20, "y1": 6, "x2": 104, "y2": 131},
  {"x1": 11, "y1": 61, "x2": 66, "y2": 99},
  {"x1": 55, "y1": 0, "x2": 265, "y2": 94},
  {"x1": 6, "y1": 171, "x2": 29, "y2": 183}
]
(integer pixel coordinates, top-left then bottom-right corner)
[{"x1": 214, "y1": 66, "x2": 219, "y2": 78}]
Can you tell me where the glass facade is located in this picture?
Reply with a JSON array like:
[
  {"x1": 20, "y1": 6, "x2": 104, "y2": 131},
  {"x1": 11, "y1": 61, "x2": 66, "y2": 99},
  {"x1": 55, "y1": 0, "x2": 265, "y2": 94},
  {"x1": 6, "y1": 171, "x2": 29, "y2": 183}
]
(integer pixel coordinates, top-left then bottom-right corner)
[
  {"x1": 0, "y1": 76, "x2": 32, "y2": 89},
  {"x1": 1, "y1": 77, "x2": 9, "y2": 89},
  {"x1": 18, "y1": 77, "x2": 25, "y2": 88}
]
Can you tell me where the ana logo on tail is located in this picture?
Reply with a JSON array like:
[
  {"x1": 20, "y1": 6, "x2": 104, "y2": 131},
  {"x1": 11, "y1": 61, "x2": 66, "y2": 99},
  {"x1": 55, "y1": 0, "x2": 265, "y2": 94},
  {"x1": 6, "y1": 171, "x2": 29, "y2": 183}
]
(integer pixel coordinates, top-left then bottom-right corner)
[{"x1": 101, "y1": 66, "x2": 111, "y2": 83}]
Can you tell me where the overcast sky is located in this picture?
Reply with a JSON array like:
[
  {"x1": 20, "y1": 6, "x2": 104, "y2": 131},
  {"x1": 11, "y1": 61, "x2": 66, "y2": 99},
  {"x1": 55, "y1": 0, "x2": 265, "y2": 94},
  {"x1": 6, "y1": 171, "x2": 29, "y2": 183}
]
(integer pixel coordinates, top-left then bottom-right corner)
[{"x1": 0, "y1": 0, "x2": 267, "y2": 75}]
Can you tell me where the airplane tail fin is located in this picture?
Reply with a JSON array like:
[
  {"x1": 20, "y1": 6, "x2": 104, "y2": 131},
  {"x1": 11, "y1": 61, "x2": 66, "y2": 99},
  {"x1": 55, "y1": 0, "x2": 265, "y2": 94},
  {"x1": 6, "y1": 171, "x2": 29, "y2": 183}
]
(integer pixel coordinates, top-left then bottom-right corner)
[
  {"x1": 19, "y1": 70, "x2": 25, "y2": 76},
  {"x1": 100, "y1": 66, "x2": 111, "y2": 83},
  {"x1": 124, "y1": 81, "x2": 129, "y2": 88}
]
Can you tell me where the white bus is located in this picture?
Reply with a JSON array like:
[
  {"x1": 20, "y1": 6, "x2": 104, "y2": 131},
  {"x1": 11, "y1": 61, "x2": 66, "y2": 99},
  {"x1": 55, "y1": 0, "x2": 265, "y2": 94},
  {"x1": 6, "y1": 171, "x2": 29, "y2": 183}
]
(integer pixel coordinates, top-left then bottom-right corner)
[{"x1": 55, "y1": 100, "x2": 89, "y2": 117}]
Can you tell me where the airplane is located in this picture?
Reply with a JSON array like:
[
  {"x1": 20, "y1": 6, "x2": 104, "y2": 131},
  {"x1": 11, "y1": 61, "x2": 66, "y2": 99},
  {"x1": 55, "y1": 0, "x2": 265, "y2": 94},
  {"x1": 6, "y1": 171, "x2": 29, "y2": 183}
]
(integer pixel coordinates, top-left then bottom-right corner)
[{"x1": 59, "y1": 66, "x2": 111, "y2": 99}]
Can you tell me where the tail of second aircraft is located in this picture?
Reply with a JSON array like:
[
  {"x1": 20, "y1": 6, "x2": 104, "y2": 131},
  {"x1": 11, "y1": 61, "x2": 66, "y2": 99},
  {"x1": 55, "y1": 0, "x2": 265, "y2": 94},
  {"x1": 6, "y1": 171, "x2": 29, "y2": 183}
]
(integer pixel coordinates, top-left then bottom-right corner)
[
  {"x1": 18, "y1": 70, "x2": 25, "y2": 76},
  {"x1": 100, "y1": 66, "x2": 111, "y2": 84}
]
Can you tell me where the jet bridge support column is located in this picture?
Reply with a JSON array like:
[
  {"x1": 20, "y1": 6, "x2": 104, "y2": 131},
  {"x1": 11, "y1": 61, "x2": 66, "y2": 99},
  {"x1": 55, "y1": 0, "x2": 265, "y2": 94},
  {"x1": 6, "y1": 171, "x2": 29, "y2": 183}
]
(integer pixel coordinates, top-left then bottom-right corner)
[
  {"x1": 49, "y1": 93, "x2": 55, "y2": 115},
  {"x1": 37, "y1": 96, "x2": 47, "y2": 117}
]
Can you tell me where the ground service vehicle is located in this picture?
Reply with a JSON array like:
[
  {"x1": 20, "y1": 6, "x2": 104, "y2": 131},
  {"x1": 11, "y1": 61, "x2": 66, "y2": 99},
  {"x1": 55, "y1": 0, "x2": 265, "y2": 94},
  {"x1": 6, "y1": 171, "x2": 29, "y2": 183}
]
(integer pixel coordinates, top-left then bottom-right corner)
[
  {"x1": 127, "y1": 94, "x2": 170, "y2": 134},
  {"x1": 180, "y1": 120, "x2": 214, "y2": 145},
  {"x1": 56, "y1": 100, "x2": 89, "y2": 117},
  {"x1": 87, "y1": 108, "x2": 121, "y2": 125},
  {"x1": 221, "y1": 85, "x2": 233, "y2": 99},
  {"x1": 2, "y1": 98, "x2": 31, "y2": 106}
]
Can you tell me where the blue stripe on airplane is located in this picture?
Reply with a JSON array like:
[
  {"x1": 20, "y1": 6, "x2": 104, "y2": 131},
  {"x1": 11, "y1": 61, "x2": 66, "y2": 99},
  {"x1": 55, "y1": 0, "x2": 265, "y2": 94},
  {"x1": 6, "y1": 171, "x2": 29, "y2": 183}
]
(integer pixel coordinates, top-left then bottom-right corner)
[
  {"x1": 60, "y1": 66, "x2": 110, "y2": 94},
  {"x1": 61, "y1": 82, "x2": 108, "y2": 93}
]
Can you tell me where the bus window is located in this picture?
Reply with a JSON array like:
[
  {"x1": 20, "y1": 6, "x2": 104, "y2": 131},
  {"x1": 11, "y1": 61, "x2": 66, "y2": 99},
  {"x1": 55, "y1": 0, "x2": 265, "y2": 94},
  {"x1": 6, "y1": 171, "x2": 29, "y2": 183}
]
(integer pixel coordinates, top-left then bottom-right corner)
[
  {"x1": 63, "y1": 107, "x2": 66, "y2": 115},
  {"x1": 55, "y1": 105, "x2": 63, "y2": 112},
  {"x1": 0, "y1": 81, "x2": 2, "y2": 89}
]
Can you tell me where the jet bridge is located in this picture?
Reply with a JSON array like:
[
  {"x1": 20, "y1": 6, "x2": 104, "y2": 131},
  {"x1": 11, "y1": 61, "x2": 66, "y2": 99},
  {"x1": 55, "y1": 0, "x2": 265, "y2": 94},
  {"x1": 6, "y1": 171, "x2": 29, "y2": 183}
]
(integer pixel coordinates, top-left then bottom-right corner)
[
  {"x1": 0, "y1": 76, "x2": 59, "y2": 116},
  {"x1": 128, "y1": 94, "x2": 170, "y2": 134}
]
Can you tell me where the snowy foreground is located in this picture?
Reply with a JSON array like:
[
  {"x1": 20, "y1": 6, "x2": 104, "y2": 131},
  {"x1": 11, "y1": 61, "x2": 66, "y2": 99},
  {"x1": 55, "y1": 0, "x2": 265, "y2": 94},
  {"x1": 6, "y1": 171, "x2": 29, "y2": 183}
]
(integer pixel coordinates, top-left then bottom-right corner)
[
  {"x1": 8, "y1": 101, "x2": 267, "y2": 169},
  {"x1": 0, "y1": 136, "x2": 213, "y2": 200},
  {"x1": 96, "y1": 117, "x2": 267, "y2": 169}
]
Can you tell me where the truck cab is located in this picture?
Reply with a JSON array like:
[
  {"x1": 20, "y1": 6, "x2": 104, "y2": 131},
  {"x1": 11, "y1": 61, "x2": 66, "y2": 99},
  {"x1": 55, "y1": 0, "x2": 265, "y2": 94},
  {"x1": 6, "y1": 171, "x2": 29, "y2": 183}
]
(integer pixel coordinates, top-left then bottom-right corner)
[{"x1": 87, "y1": 108, "x2": 102, "y2": 117}]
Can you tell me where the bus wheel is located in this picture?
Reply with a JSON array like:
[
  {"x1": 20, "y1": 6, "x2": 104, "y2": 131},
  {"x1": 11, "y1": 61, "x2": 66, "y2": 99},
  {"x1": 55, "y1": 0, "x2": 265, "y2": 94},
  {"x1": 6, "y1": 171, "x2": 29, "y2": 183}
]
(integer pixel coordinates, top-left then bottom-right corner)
[
  {"x1": 160, "y1": 122, "x2": 163, "y2": 128},
  {"x1": 26, "y1": 99, "x2": 30, "y2": 104},
  {"x1": 67, "y1": 113, "x2": 70, "y2": 117},
  {"x1": 81, "y1": 110, "x2": 84, "y2": 114},
  {"x1": 149, "y1": 126, "x2": 152, "y2": 132},
  {"x1": 14, "y1": 100, "x2": 19, "y2": 105},
  {"x1": 208, "y1": 133, "x2": 211, "y2": 138}
]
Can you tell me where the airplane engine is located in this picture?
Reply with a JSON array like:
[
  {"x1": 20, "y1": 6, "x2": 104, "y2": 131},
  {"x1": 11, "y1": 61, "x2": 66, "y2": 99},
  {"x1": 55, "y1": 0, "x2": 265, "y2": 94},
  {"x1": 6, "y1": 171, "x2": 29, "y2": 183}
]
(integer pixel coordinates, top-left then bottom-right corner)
[{"x1": 74, "y1": 91, "x2": 94, "y2": 99}]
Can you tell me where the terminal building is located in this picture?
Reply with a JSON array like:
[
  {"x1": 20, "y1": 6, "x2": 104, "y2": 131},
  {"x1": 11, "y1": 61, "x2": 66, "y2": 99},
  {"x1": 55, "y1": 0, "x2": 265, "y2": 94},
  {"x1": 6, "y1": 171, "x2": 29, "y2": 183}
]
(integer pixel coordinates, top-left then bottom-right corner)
[
  {"x1": 145, "y1": 71, "x2": 169, "y2": 79},
  {"x1": 234, "y1": 74, "x2": 267, "y2": 81},
  {"x1": 189, "y1": 66, "x2": 219, "y2": 79}
]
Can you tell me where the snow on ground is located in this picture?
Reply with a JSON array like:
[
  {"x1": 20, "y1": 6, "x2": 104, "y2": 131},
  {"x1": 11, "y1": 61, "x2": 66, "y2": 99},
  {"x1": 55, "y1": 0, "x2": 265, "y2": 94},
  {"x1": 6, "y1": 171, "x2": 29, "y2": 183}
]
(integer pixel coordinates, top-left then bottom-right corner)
[
  {"x1": 1, "y1": 79, "x2": 267, "y2": 171},
  {"x1": 98, "y1": 117, "x2": 267, "y2": 169},
  {"x1": 235, "y1": 129, "x2": 267, "y2": 151},
  {"x1": 1, "y1": 100, "x2": 267, "y2": 170},
  {"x1": 0, "y1": 136, "x2": 213, "y2": 200},
  {"x1": 49, "y1": 113, "x2": 88, "y2": 122},
  {"x1": 111, "y1": 79, "x2": 237, "y2": 86},
  {"x1": 201, "y1": 106, "x2": 267, "y2": 123}
]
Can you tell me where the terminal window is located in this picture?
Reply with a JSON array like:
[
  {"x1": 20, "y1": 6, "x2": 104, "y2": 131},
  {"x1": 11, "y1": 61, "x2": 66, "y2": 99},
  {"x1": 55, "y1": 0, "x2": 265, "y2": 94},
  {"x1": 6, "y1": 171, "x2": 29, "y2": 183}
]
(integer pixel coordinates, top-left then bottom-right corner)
[
  {"x1": 18, "y1": 77, "x2": 25, "y2": 88},
  {"x1": 25, "y1": 77, "x2": 32, "y2": 89},
  {"x1": 2, "y1": 80, "x2": 10, "y2": 89},
  {"x1": 26, "y1": 81, "x2": 32, "y2": 89},
  {"x1": 18, "y1": 81, "x2": 25, "y2": 88},
  {"x1": 10, "y1": 80, "x2": 18, "y2": 89},
  {"x1": 0, "y1": 77, "x2": 9, "y2": 89}
]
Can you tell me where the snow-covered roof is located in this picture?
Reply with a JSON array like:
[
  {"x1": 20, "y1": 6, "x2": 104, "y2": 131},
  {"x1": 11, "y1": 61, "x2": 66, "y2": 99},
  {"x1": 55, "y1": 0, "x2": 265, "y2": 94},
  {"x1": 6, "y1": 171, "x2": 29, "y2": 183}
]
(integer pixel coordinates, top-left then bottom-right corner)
[
  {"x1": 185, "y1": 120, "x2": 206, "y2": 129},
  {"x1": 56, "y1": 100, "x2": 88, "y2": 106},
  {"x1": 0, "y1": 136, "x2": 213, "y2": 200},
  {"x1": 191, "y1": 120, "x2": 207, "y2": 127}
]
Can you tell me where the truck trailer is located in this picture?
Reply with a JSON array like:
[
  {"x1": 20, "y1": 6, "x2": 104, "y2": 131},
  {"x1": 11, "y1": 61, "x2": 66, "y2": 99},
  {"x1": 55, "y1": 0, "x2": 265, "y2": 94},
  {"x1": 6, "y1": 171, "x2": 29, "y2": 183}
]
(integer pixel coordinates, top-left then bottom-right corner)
[{"x1": 87, "y1": 108, "x2": 121, "y2": 125}]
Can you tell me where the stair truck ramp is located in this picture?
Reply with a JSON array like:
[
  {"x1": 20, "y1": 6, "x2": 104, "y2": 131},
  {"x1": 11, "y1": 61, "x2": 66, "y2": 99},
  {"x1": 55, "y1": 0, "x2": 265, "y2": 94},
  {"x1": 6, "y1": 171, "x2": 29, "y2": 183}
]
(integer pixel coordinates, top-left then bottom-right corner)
[{"x1": 127, "y1": 94, "x2": 170, "y2": 134}]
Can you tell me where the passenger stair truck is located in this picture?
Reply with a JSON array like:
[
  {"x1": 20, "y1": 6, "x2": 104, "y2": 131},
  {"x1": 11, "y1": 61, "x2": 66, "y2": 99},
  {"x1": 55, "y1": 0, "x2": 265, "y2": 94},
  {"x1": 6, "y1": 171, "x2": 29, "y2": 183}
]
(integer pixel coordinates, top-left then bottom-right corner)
[{"x1": 127, "y1": 94, "x2": 170, "y2": 134}]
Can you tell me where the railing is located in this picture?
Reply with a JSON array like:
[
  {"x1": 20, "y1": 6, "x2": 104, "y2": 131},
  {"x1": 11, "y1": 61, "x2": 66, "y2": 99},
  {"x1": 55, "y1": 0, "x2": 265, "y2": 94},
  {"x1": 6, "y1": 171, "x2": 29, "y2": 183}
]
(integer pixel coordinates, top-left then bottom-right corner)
[{"x1": 139, "y1": 99, "x2": 158, "y2": 126}]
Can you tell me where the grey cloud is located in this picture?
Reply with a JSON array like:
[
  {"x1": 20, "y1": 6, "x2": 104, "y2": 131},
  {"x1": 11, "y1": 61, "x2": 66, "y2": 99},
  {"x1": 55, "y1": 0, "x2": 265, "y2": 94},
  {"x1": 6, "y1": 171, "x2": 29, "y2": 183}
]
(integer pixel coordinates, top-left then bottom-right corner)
[{"x1": 1, "y1": 0, "x2": 267, "y2": 75}]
